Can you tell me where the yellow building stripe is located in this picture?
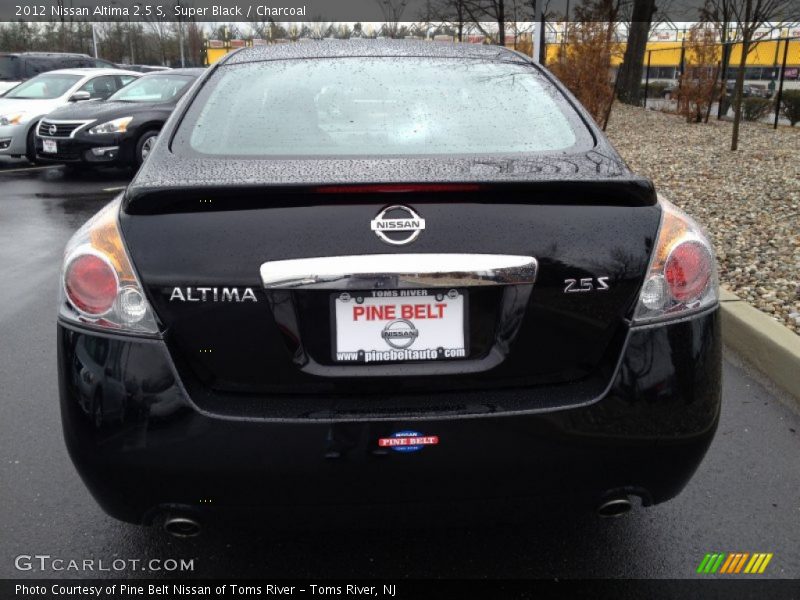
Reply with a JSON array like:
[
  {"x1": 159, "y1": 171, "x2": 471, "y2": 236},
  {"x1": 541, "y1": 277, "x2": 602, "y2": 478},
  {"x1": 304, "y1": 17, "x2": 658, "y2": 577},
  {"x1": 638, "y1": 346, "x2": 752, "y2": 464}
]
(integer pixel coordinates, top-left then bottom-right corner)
[
  {"x1": 545, "y1": 39, "x2": 800, "y2": 67},
  {"x1": 758, "y1": 554, "x2": 773, "y2": 574},
  {"x1": 720, "y1": 553, "x2": 736, "y2": 574},
  {"x1": 734, "y1": 553, "x2": 749, "y2": 573}
]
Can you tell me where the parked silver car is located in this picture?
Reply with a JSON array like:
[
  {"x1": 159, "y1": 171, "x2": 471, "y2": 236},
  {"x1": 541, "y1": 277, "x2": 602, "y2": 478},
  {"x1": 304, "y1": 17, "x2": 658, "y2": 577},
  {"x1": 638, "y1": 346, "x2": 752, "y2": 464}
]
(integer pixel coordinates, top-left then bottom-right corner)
[{"x1": 0, "y1": 68, "x2": 139, "y2": 162}]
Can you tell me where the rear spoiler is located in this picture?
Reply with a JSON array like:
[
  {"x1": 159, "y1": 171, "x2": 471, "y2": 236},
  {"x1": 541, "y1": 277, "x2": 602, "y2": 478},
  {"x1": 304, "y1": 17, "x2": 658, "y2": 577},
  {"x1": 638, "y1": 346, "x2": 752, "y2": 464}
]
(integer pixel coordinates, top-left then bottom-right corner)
[{"x1": 122, "y1": 179, "x2": 657, "y2": 215}]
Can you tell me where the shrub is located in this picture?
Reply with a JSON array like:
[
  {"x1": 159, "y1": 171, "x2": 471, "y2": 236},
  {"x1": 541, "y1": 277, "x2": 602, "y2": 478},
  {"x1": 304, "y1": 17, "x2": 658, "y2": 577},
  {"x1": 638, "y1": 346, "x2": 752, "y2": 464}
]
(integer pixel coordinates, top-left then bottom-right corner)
[
  {"x1": 549, "y1": 22, "x2": 616, "y2": 127},
  {"x1": 741, "y1": 97, "x2": 772, "y2": 122},
  {"x1": 675, "y1": 26, "x2": 720, "y2": 123},
  {"x1": 780, "y1": 90, "x2": 800, "y2": 126}
]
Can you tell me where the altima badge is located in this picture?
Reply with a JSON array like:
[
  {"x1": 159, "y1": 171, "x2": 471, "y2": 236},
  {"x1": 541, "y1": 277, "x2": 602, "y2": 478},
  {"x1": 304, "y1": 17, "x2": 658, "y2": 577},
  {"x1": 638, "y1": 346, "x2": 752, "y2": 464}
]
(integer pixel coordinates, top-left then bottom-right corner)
[
  {"x1": 370, "y1": 205, "x2": 425, "y2": 245},
  {"x1": 169, "y1": 287, "x2": 257, "y2": 302}
]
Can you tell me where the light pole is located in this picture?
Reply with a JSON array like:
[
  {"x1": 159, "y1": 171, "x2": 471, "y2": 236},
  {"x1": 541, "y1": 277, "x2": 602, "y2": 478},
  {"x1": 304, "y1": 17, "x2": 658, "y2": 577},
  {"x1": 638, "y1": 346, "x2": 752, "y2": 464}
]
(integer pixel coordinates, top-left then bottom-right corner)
[
  {"x1": 92, "y1": 23, "x2": 98, "y2": 58},
  {"x1": 533, "y1": 0, "x2": 542, "y2": 62},
  {"x1": 176, "y1": 1, "x2": 186, "y2": 67},
  {"x1": 132, "y1": 4, "x2": 143, "y2": 64},
  {"x1": 129, "y1": 21, "x2": 135, "y2": 64}
]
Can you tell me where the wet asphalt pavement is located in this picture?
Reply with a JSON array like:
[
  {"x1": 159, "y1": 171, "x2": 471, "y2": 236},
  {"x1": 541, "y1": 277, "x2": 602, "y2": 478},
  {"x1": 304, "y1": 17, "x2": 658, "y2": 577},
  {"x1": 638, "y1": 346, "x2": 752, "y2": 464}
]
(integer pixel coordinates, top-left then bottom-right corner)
[{"x1": 0, "y1": 158, "x2": 799, "y2": 581}]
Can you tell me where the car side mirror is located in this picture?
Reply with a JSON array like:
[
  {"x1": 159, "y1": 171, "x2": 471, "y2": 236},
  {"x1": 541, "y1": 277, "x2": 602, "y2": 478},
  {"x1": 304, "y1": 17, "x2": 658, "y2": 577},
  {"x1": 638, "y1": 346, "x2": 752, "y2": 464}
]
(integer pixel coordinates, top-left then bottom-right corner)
[{"x1": 69, "y1": 91, "x2": 91, "y2": 102}]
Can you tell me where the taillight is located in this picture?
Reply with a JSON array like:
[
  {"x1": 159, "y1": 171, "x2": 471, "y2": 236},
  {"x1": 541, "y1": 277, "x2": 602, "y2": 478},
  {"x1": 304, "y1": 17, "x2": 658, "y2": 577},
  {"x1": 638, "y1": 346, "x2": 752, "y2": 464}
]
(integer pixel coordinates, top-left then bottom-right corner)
[
  {"x1": 633, "y1": 199, "x2": 718, "y2": 323},
  {"x1": 64, "y1": 253, "x2": 118, "y2": 316},
  {"x1": 664, "y1": 241, "x2": 712, "y2": 303},
  {"x1": 59, "y1": 197, "x2": 160, "y2": 335}
]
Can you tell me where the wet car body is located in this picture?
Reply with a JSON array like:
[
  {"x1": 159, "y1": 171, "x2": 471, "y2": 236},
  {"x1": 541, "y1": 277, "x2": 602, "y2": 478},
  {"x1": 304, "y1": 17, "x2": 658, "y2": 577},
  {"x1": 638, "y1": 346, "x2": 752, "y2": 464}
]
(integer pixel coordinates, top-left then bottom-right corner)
[
  {"x1": 36, "y1": 68, "x2": 204, "y2": 168},
  {"x1": 57, "y1": 41, "x2": 721, "y2": 528}
]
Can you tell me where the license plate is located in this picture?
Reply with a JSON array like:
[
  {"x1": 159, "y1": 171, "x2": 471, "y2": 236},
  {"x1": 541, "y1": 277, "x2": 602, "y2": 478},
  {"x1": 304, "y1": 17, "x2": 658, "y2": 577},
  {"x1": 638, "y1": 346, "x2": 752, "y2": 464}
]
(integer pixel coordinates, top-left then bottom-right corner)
[
  {"x1": 42, "y1": 139, "x2": 57, "y2": 153},
  {"x1": 333, "y1": 289, "x2": 467, "y2": 363}
]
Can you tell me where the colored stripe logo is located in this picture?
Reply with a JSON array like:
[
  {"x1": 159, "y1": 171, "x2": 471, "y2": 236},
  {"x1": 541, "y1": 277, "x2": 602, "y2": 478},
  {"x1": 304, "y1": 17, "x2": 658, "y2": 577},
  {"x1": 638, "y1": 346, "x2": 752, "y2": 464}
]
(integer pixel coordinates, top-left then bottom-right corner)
[{"x1": 696, "y1": 553, "x2": 773, "y2": 574}]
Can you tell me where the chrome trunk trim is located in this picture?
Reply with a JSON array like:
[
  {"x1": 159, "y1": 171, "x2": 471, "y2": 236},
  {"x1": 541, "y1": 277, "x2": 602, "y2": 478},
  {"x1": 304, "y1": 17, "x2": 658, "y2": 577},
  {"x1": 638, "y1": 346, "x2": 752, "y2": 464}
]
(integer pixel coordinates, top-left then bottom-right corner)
[{"x1": 260, "y1": 254, "x2": 538, "y2": 290}]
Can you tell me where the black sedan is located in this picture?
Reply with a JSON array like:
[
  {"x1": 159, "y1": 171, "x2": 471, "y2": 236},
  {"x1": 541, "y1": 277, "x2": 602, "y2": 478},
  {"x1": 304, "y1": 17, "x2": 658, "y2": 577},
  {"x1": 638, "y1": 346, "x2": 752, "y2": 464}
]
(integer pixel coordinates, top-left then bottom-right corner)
[
  {"x1": 36, "y1": 68, "x2": 203, "y2": 168},
  {"x1": 57, "y1": 41, "x2": 721, "y2": 537}
]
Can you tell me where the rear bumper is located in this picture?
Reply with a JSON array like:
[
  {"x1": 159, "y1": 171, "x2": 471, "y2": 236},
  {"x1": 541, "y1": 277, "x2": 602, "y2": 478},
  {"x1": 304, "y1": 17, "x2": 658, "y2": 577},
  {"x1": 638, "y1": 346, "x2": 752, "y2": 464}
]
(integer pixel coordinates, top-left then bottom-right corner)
[{"x1": 57, "y1": 308, "x2": 721, "y2": 524}]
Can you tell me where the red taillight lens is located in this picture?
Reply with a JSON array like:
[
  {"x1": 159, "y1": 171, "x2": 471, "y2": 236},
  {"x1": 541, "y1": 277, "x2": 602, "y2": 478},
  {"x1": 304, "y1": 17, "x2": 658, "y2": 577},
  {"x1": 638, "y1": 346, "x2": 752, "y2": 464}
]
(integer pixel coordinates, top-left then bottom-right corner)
[
  {"x1": 664, "y1": 241, "x2": 712, "y2": 303},
  {"x1": 64, "y1": 254, "x2": 118, "y2": 316}
]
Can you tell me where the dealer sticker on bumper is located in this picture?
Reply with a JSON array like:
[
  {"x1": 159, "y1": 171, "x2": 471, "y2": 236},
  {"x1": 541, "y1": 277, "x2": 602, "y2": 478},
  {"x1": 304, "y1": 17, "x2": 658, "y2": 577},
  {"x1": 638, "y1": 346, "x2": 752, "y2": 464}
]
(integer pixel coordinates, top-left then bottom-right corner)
[
  {"x1": 333, "y1": 289, "x2": 466, "y2": 363},
  {"x1": 378, "y1": 431, "x2": 440, "y2": 452}
]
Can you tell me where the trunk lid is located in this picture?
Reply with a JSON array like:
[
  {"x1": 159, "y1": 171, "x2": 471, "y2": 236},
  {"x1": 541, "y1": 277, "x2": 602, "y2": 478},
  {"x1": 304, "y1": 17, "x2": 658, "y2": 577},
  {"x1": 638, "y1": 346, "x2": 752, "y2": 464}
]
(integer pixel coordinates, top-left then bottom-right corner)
[{"x1": 119, "y1": 182, "x2": 660, "y2": 401}]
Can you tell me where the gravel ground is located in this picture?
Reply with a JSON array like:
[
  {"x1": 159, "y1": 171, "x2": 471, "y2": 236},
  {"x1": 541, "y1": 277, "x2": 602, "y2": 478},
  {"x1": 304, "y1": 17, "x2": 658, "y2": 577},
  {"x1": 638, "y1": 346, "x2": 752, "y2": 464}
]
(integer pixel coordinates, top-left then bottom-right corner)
[{"x1": 605, "y1": 104, "x2": 800, "y2": 334}]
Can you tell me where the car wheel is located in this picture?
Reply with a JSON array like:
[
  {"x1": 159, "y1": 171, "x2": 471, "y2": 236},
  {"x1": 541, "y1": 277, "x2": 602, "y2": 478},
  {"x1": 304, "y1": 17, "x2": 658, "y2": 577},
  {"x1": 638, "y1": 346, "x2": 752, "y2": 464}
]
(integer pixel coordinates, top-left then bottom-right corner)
[
  {"x1": 25, "y1": 123, "x2": 39, "y2": 164},
  {"x1": 136, "y1": 130, "x2": 159, "y2": 167}
]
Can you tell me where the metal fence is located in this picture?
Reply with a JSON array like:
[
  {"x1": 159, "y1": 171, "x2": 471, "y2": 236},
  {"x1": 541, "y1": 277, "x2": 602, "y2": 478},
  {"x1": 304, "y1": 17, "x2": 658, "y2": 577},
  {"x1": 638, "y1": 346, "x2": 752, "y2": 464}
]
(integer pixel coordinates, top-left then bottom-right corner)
[{"x1": 641, "y1": 38, "x2": 799, "y2": 129}]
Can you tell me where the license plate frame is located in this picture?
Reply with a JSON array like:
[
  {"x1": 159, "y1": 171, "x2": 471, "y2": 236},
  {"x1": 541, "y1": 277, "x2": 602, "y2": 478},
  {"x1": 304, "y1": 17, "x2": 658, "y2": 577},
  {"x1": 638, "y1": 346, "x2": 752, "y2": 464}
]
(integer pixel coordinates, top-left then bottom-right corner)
[
  {"x1": 331, "y1": 289, "x2": 469, "y2": 364},
  {"x1": 42, "y1": 139, "x2": 57, "y2": 153}
]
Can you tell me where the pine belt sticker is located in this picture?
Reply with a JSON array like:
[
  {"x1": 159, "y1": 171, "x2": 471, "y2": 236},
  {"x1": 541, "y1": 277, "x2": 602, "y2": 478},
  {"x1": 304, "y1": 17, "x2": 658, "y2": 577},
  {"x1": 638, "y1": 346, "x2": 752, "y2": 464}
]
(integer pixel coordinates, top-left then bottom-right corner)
[{"x1": 378, "y1": 430, "x2": 439, "y2": 453}]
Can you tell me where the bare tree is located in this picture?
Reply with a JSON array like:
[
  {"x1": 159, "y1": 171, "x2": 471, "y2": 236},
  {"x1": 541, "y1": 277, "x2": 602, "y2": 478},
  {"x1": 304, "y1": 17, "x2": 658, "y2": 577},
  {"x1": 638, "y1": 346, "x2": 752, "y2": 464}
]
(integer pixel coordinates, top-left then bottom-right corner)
[
  {"x1": 98, "y1": 22, "x2": 129, "y2": 62},
  {"x1": 616, "y1": 0, "x2": 658, "y2": 105},
  {"x1": 701, "y1": 0, "x2": 736, "y2": 118},
  {"x1": 286, "y1": 23, "x2": 302, "y2": 41},
  {"x1": 426, "y1": 0, "x2": 469, "y2": 41},
  {"x1": 724, "y1": 0, "x2": 792, "y2": 150},
  {"x1": 374, "y1": 0, "x2": 410, "y2": 38},
  {"x1": 251, "y1": 17, "x2": 273, "y2": 41},
  {"x1": 185, "y1": 20, "x2": 204, "y2": 65},
  {"x1": 461, "y1": 0, "x2": 507, "y2": 45},
  {"x1": 145, "y1": 18, "x2": 172, "y2": 65},
  {"x1": 335, "y1": 23, "x2": 353, "y2": 39},
  {"x1": 0, "y1": 17, "x2": 202, "y2": 66},
  {"x1": 305, "y1": 19, "x2": 333, "y2": 39},
  {"x1": 573, "y1": 0, "x2": 628, "y2": 35}
]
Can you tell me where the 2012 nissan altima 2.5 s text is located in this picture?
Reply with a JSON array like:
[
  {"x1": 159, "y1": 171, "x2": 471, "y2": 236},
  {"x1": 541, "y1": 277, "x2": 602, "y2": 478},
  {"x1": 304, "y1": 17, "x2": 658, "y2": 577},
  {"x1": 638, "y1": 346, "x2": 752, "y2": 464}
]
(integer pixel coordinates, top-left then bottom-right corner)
[{"x1": 57, "y1": 41, "x2": 721, "y2": 536}]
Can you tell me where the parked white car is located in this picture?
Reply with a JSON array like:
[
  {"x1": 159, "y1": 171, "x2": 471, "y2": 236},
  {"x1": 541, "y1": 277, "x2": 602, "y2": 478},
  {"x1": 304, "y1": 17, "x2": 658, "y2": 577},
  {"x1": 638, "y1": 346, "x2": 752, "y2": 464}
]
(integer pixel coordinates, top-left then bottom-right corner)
[{"x1": 0, "y1": 68, "x2": 139, "y2": 162}]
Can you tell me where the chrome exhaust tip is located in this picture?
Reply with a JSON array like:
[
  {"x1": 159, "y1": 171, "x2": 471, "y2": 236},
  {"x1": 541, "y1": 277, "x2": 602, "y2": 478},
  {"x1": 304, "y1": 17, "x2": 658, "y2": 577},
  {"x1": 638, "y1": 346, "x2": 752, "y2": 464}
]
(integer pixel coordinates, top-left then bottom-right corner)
[
  {"x1": 596, "y1": 497, "x2": 633, "y2": 518},
  {"x1": 163, "y1": 515, "x2": 201, "y2": 538}
]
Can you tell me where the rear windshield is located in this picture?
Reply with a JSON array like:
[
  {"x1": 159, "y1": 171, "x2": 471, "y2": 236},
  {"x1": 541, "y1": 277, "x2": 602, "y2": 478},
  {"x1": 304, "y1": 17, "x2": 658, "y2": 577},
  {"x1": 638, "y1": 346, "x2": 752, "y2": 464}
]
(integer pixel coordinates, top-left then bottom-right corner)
[
  {"x1": 0, "y1": 56, "x2": 21, "y2": 81},
  {"x1": 108, "y1": 74, "x2": 194, "y2": 102},
  {"x1": 175, "y1": 57, "x2": 590, "y2": 158},
  {"x1": 4, "y1": 73, "x2": 81, "y2": 99}
]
